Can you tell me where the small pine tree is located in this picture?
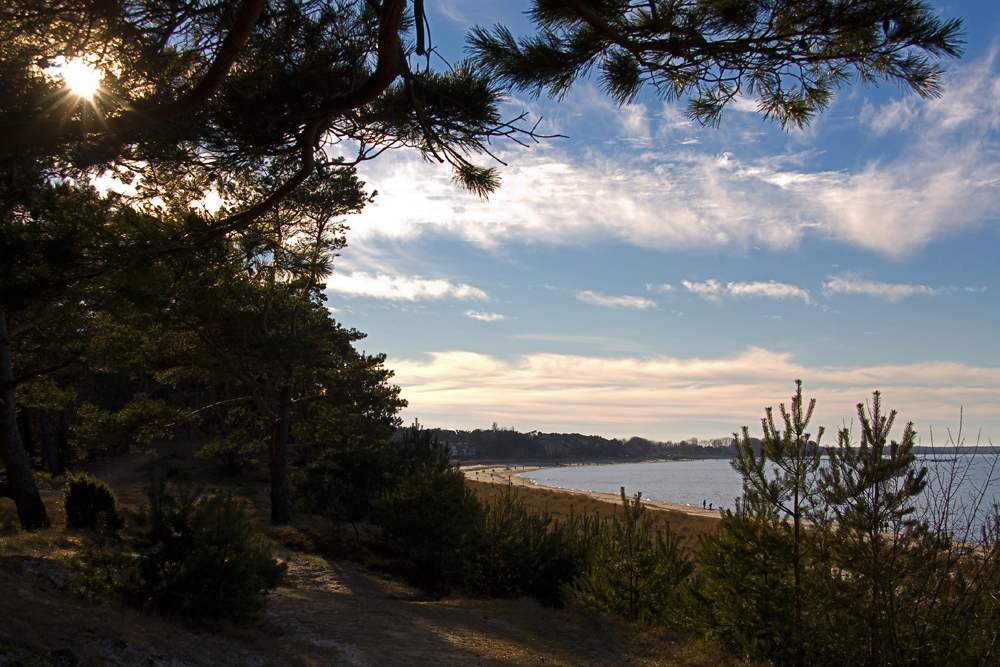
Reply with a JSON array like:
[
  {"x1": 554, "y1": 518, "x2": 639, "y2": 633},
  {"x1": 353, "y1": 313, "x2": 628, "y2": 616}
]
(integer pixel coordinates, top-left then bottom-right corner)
[
  {"x1": 63, "y1": 471, "x2": 125, "y2": 535},
  {"x1": 729, "y1": 380, "x2": 825, "y2": 665},
  {"x1": 464, "y1": 483, "x2": 578, "y2": 604},
  {"x1": 564, "y1": 488, "x2": 692, "y2": 623},
  {"x1": 820, "y1": 392, "x2": 928, "y2": 666},
  {"x1": 371, "y1": 464, "x2": 480, "y2": 595},
  {"x1": 696, "y1": 496, "x2": 801, "y2": 663},
  {"x1": 129, "y1": 475, "x2": 286, "y2": 626}
]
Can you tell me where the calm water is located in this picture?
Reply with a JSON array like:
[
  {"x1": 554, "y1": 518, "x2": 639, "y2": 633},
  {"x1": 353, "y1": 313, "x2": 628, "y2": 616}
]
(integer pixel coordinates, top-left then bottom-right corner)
[
  {"x1": 519, "y1": 453, "x2": 1000, "y2": 520},
  {"x1": 520, "y1": 459, "x2": 742, "y2": 511}
]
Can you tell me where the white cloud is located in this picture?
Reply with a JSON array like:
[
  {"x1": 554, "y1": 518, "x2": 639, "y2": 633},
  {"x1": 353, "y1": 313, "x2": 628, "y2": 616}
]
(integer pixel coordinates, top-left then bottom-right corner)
[
  {"x1": 682, "y1": 279, "x2": 724, "y2": 301},
  {"x1": 325, "y1": 271, "x2": 488, "y2": 301},
  {"x1": 391, "y1": 348, "x2": 1000, "y2": 440},
  {"x1": 617, "y1": 103, "x2": 651, "y2": 141},
  {"x1": 465, "y1": 310, "x2": 508, "y2": 322},
  {"x1": 682, "y1": 279, "x2": 810, "y2": 304},
  {"x1": 346, "y1": 53, "x2": 999, "y2": 259},
  {"x1": 575, "y1": 290, "x2": 657, "y2": 309},
  {"x1": 726, "y1": 281, "x2": 811, "y2": 304},
  {"x1": 822, "y1": 274, "x2": 947, "y2": 302},
  {"x1": 729, "y1": 95, "x2": 762, "y2": 114},
  {"x1": 647, "y1": 283, "x2": 674, "y2": 293},
  {"x1": 861, "y1": 98, "x2": 919, "y2": 135}
]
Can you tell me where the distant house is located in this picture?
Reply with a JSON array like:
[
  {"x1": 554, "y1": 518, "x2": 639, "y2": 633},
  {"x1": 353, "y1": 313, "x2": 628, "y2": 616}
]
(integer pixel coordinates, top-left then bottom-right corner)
[{"x1": 449, "y1": 444, "x2": 476, "y2": 459}]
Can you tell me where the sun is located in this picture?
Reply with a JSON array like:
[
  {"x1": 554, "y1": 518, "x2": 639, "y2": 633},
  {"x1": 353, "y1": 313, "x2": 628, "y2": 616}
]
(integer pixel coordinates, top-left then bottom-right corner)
[{"x1": 61, "y1": 57, "x2": 103, "y2": 98}]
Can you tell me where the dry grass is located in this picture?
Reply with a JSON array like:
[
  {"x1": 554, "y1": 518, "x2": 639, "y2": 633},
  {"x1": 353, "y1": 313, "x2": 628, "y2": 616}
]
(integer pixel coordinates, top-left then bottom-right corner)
[
  {"x1": 0, "y1": 448, "x2": 749, "y2": 666},
  {"x1": 465, "y1": 470, "x2": 722, "y2": 552}
]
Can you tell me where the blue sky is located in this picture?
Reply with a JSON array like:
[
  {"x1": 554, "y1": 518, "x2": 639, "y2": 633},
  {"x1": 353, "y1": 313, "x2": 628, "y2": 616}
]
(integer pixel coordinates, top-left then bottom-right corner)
[{"x1": 325, "y1": 0, "x2": 1000, "y2": 444}]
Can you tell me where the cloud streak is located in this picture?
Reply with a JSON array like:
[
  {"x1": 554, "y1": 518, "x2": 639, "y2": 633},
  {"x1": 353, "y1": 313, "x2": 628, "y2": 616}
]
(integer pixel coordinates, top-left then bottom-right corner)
[
  {"x1": 576, "y1": 290, "x2": 657, "y2": 309},
  {"x1": 683, "y1": 279, "x2": 811, "y2": 303},
  {"x1": 822, "y1": 274, "x2": 947, "y2": 302},
  {"x1": 465, "y1": 310, "x2": 508, "y2": 322},
  {"x1": 390, "y1": 349, "x2": 1000, "y2": 441},
  {"x1": 325, "y1": 271, "x2": 488, "y2": 301}
]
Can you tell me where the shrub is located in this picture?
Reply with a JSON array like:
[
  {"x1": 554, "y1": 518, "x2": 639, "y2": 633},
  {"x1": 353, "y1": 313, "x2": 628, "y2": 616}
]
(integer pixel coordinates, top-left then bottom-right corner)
[
  {"x1": 563, "y1": 488, "x2": 693, "y2": 624},
  {"x1": 464, "y1": 483, "x2": 590, "y2": 606},
  {"x1": 127, "y1": 475, "x2": 286, "y2": 626},
  {"x1": 73, "y1": 472, "x2": 285, "y2": 627},
  {"x1": 63, "y1": 471, "x2": 125, "y2": 534},
  {"x1": 292, "y1": 440, "x2": 389, "y2": 534},
  {"x1": 371, "y1": 464, "x2": 480, "y2": 595},
  {"x1": 697, "y1": 384, "x2": 1000, "y2": 666}
]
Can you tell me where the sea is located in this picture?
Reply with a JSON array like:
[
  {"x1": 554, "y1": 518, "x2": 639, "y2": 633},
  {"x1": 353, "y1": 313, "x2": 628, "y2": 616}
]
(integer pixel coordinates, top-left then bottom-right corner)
[{"x1": 518, "y1": 452, "x2": 1000, "y2": 531}]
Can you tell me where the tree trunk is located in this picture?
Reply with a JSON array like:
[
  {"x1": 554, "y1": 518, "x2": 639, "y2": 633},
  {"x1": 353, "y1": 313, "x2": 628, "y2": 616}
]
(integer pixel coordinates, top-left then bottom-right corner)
[
  {"x1": 17, "y1": 407, "x2": 36, "y2": 457},
  {"x1": 268, "y1": 385, "x2": 293, "y2": 525},
  {"x1": 0, "y1": 310, "x2": 50, "y2": 529},
  {"x1": 39, "y1": 409, "x2": 62, "y2": 475}
]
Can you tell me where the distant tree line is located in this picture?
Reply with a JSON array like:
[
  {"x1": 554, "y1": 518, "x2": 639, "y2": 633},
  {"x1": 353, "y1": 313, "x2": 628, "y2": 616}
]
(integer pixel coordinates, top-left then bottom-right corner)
[{"x1": 424, "y1": 423, "x2": 738, "y2": 461}]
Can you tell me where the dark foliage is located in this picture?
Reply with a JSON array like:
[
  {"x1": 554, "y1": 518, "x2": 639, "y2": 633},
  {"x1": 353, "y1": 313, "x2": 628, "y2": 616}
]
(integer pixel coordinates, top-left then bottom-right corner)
[{"x1": 63, "y1": 471, "x2": 125, "y2": 535}]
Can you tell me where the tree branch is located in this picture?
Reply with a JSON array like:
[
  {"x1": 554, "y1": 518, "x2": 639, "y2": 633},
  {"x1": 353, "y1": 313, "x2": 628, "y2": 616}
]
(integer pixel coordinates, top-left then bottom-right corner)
[{"x1": 4, "y1": 0, "x2": 268, "y2": 152}]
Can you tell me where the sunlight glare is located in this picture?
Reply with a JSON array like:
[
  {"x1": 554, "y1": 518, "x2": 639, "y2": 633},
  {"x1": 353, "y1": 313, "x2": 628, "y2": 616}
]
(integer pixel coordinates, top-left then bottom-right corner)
[{"x1": 50, "y1": 56, "x2": 103, "y2": 98}]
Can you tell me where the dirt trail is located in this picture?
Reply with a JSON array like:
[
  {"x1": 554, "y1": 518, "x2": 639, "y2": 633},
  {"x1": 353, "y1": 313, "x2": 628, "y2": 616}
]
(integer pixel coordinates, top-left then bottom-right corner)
[
  {"x1": 267, "y1": 547, "x2": 659, "y2": 666},
  {"x1": 3, "y1": 451, "x2": 735, "y2": 666}
]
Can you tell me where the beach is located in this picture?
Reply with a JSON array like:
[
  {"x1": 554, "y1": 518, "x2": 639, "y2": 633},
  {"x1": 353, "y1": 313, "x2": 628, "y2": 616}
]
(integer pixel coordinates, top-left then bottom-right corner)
[{"x1": 461, "y1": 462, "x2": 723, "y2": 549}]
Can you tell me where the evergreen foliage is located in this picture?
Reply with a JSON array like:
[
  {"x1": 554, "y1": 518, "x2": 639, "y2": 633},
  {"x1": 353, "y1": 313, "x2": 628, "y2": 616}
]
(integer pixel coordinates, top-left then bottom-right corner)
[
  {"x1": 697, "y1": 495, "x2": 804, "y2": 663},
  {"x1": 372, "y1": 465, "x2": 480, "y2": 595},
  {"x1": 564, "y1": 487, "x2": 693, "y2": 623},
  {"x1": 369, "y1": 424, "x2": 482, "y2": 594},
  {"x1": 727, "y1": 379, "x2": 824, "y2": 664},
  {"x1": 817, "y1": 393, "x2": 930, "y2": 666},
  {"x1": 127, "y1": 474, "x2": 286, "y2": 626},
  {"x1": 464, "y1": 483, "x2": 585, "y2": 605},
  {"x1": 470, "y1": 0, "x2": 964, "y2": 128},
  {"x1": 698, "y1": 383, "x2": 1000, "y2": 666},
  {"x1": 292, "y1": 438, "x2": 391, "y2": 535},
  {"x1": 63, "y1": 471, "x2": 125, "y2": 535},
  {"x1": 71, "y1": 471, "x2": 285, "y2": 627}
]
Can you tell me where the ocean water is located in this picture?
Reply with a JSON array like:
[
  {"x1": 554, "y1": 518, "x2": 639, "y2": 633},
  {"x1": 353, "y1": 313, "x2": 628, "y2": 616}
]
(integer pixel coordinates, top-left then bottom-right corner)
[
  {"x1": 520, "y1": 459, "x2": 743, "y2": 511},
  {"x1": 519, "y1": 453, "x2": 1000, "y2": 523}
]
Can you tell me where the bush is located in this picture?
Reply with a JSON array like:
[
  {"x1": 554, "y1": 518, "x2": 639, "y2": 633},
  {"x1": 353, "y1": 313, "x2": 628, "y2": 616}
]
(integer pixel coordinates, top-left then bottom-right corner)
[
  {"x1": 464, "y1": 483, "x2": 590, "y2": 606},
  {"x1": 63, "y1": 471, "x2": 125, "y2": 535},
  {"x1": 73, "y1": 473, "x2": 285, "y2": 627},
  {"x1": 127, "y1": 475, "x2": 286, "y2": 626},
  {"x1": 697, "y1": 384, "x2": 1000, "y2": 666},
  {"x1": 371, "y1": 464, "x2": 480, "y2": 595},
  {"x1": 563, "y1": 487, "x2": 693, "y2": 623},
  {"x1": 292, "y1": 440, "x2": 389, "y2": 534}
]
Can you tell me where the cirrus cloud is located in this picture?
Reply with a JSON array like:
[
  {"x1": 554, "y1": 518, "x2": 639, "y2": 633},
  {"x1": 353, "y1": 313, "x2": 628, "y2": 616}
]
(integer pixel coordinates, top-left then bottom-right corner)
[
  {"x1": 576, "y1": 290, "x2": 657, "y2": 309},
  {"x1": 465, "y1": 310, "x2": 509, "y2": 322},
  {"x1": 822, "y1": 274, "x2": 948, "y2": 302},
  {"x1": 683, "y1": 279, "x2": 810, "y2": 304},
  {"x1": 390, "y1": 348, "x2": 1000, "y2": 441},
  {"x1": 345, "y1": 52, "x2": 999, "y2": 259},
  {"x1": 325, "y1": 271, "x2": 488, "y2": 301}
]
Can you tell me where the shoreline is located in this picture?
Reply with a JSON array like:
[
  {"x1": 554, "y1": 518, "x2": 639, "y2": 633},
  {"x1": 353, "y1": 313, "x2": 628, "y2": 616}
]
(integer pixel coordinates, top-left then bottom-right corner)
[{"x1": 461, "y1": 460, "x2": 726, "y2": 521}]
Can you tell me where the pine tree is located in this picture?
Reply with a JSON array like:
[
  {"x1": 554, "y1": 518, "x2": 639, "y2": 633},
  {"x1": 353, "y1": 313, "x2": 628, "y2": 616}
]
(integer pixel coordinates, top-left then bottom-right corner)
[
  {"x1": 731, "y1": 379, "x2": 824, "y2": 665},
  {"x1": 821, "y1": 391, "x2": 928, "y2": 666},
  {"x1": 470, "y1": 0, "x2": 964, "y2": 128},
  {"x1": 565, "y1": 487, "x2": 692, "y2": 623}
]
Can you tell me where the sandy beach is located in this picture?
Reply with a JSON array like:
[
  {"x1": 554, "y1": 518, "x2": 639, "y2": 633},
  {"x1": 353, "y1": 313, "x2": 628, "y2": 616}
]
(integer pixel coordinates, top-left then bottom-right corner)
[{"x1": 461, "y1": 461, "x2": 725, "y2": 521}]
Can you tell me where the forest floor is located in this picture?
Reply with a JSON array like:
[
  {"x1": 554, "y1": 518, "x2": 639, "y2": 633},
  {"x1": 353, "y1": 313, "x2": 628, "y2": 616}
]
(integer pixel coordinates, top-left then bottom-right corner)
[{"x1": 0, "y1": 445, "x2": 737, "y2": 667}]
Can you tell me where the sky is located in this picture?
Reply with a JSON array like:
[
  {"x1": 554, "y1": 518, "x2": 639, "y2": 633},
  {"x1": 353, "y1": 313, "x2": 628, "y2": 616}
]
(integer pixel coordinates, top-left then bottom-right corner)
[{"x1": 324, "y1": 0, "x2": 1000, "y2": 445}]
